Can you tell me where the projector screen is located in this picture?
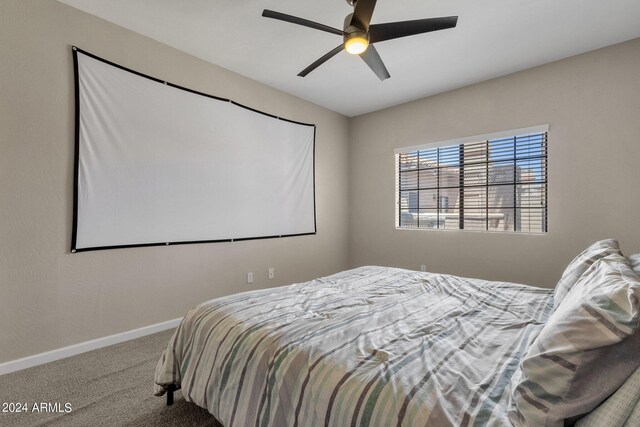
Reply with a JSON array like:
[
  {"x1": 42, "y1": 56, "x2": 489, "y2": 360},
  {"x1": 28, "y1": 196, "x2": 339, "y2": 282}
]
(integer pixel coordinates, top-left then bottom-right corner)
[{"x1": 71, "y1": 48, "x2": 316, "y2": 252}]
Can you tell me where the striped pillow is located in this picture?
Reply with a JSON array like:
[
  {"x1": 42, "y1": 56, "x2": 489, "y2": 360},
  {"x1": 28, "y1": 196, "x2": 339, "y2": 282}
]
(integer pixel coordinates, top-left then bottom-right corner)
[
  {"x1": 628, "y1": 253, "x2": 640, "y2": 274},
  {"x1": 553, "y1": 239, "x2": 621, "y2": 310},
  {"x1": 510, "y1": 253, "x2": 640, "y2": 427}
]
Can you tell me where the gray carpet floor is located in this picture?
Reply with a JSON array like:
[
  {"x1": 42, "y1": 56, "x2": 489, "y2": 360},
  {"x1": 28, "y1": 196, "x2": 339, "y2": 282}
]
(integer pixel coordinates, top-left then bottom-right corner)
[{"x1": 0, "y1": 329, "x2": 222, "y2": 426}]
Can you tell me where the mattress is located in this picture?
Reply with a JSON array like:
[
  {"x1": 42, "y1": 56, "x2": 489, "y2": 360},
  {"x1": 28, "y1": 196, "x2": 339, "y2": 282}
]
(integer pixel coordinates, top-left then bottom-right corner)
[{"x1": 155, "y1": 266, "x2": 554, "y2": 426}]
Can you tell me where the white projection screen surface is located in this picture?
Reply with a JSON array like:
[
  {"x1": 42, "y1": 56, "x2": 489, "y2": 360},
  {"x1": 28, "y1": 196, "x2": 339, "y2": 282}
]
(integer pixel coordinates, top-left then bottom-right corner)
[{"x1": 72, "y1": 48, "x2": 316, "y2": 251}]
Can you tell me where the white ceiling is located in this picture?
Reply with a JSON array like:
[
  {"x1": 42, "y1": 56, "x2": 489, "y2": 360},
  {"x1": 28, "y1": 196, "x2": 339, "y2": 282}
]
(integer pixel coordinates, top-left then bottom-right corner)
[{"x1": 59, "y1": 0, "x2": 640, "y2": 117}]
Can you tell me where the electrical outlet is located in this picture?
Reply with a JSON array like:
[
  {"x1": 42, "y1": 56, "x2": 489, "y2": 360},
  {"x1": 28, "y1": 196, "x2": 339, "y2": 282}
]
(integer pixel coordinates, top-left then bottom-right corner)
[
  {"x1": 420, "y1": 265, "x2": 427, "y2": 272},
  {"x1": 247, "y1": 272, "x2": 253, "y2": 284},
  {"x1": 268, "y1": 268, "x2": 274, "y2": 280}
]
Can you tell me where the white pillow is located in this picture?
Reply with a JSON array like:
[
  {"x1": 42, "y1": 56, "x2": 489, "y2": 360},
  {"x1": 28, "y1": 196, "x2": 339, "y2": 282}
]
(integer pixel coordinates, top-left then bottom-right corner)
[
  {"x1": 553, "y1": 239, "x2": 620, "y2": 310},
  {"x1": 628, "y1": 253, "x2": 640, "y2": 274},
  {"x1": 510, "y1": 253, "x2": 640, "y2": 427}
]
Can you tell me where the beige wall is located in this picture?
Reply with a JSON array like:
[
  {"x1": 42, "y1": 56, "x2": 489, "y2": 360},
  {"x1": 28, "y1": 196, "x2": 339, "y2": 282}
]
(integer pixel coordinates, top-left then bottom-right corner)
[
  {"x1": 349, "y1": 38, "x2": 640, "y2": 288},
  {"x1": 0, "y1": 1, "x2": 350, "y2": 363},
  {"x1": 3, "y1": 1, "x2": 640, "y2": 365}
]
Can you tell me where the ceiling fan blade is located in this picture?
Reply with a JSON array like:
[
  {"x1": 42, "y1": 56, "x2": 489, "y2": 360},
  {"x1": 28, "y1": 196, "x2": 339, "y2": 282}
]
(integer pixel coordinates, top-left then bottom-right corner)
[
  {"x1": 368, "y1": 16, "x2": 458, "y2": 44},
  {"x1": 298, "y1": 45, "x2": 344, "y2": 77},
  {"x1": 350, "y1": 0, "x2": 377, "y2": 31},
  {"x1": 359, "y1": 45, "x2": 390, "y2": 81},
  {"x1": 262, "y1": 9, "x2": 344, "y2": 36}
]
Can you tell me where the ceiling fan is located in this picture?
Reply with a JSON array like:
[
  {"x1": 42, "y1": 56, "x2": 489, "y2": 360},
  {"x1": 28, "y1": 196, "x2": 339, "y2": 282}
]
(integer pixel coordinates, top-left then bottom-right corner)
[{"x1": 262, "y1": 0, "x2": 458, "y2": 81}]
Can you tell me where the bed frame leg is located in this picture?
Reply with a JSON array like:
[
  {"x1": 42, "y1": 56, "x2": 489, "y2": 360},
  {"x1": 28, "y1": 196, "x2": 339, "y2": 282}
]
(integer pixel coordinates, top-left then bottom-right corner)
[{"x1": 166, "y1": 384, "x2": 177, "y2": 406}]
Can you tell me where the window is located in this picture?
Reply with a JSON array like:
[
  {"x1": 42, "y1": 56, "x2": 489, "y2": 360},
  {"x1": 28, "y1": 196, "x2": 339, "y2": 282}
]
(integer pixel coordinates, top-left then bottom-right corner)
[{"x1": 396, "y1": 126, "x2": 548, "y2": 233}]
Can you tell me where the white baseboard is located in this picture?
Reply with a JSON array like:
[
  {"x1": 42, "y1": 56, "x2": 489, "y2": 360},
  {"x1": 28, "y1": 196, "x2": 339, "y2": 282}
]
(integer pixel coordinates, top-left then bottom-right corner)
[{"x1": 0, "y1": 317, "x2": 182, "y2": 376}]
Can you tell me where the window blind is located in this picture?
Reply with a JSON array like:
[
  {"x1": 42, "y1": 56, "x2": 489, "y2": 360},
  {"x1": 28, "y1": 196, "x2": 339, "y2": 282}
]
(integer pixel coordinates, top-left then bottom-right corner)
[{"x1": 396, "y1": 128, "x2": 548, "y2": 233}]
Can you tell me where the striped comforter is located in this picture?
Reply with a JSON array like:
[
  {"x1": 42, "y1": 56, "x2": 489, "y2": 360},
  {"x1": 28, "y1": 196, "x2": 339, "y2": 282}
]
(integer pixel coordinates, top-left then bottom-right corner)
[{"x1": 154, "y1": 266, "x2": 553, "y2": 427}]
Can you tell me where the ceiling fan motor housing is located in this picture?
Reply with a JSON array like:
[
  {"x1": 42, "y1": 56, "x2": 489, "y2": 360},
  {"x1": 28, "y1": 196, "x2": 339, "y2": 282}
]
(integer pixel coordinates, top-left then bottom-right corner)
[{"x1": 344, "y1": 27, "x2": 368, "y2": 42}]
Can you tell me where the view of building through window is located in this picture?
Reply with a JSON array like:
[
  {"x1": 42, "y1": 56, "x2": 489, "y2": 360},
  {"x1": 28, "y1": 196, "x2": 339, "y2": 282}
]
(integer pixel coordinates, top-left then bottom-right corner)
[{"x1": 397, "y1": 131, "x2": 547, "y2": 233}]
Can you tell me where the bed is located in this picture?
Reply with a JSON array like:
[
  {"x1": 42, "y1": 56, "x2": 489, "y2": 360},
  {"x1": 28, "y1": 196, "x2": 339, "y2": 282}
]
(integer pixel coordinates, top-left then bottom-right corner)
[{"x1": 154, "y1": 242, "x2": 640, "y2": 427}]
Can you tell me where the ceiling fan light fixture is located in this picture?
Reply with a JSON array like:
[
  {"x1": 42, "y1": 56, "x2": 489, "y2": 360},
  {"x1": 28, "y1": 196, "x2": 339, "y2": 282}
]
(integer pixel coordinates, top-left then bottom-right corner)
[{"x1": 344, "y1": 32, "x2": 369, "y2": 55}]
